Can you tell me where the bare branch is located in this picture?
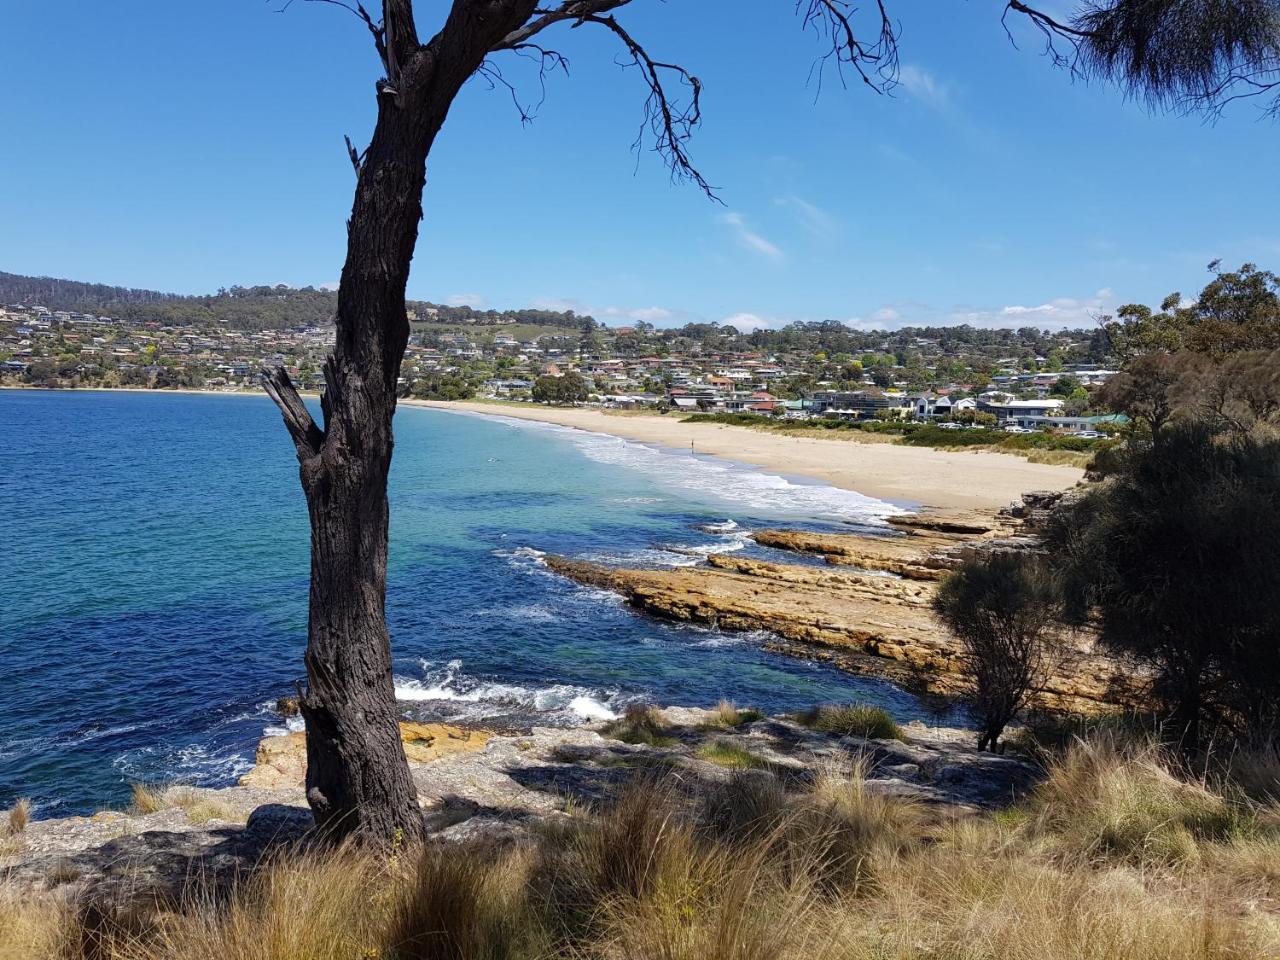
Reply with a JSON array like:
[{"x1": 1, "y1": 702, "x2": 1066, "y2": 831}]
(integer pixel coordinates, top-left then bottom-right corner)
[
  {"x1": 495, "y1": 0, "x2": 630, "y2": 50},
  {"x1": 344, "y1": 134, "x2": 365, "y2": 175},
  {"x1": 582, "y1": 13, "x2": 717, "y2": 199},
  {"x1": 276, "y1": 0, "x2": 388, "y2": 69},
  {"x1": 261, "y1": 365, "x2": 324, "y2": 459},
  {"x1": 474, "y1": 43, "x2": 570, "y2": 124},
  {"x1": 799, "y1": 0, "x2": 900, "y2": 95}
]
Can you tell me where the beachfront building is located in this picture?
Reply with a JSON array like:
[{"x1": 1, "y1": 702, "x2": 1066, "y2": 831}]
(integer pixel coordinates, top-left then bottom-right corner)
[{"x1": 809, "y1": 390, "x2": 896, "y2": 418}]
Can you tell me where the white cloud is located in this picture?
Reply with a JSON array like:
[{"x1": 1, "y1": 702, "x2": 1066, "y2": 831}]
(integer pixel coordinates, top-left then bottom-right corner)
[
  {"x1": 773, "y1": 195, "x2": 838, "y2": 238},
  {"x1": 720, "y1": 212, "x2": 785, "y2": 260},
  {"x1": 718, "y1": 312, "x2": 780, "y2": 331},
  {"x1": 319, "y1": 280, "x2": 340, "y2": 292},
  {"x1": 446, "y1": 292, "x2": 487, "y2": 308},
  {"x1": 531, "y1": 297, "x2": 686, "y2": 326},
  {"x1": 946, "y1": 288, "x2": 1120, "y2": 330},
  {"x1": 898, "y1": 64, "x2": 951, "y2": 110}
]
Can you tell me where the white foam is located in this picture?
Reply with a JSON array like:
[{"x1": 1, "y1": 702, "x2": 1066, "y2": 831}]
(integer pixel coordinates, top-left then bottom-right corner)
[
  {"x1": 455, "y1": 412, "x2": 904, "y2": 525},
  {"x1": 391, "y1": 659, "x2": 623, "y2": 725}
]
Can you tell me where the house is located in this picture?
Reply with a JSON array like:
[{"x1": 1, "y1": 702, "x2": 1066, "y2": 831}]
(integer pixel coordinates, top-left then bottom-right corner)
[{"x1": 980, "y1": 398, "x2": 1066, "y2": 422}]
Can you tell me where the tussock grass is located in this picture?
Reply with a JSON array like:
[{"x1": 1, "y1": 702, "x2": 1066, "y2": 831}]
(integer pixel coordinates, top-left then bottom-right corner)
[
  {"x1": 129, "y1": 783, "x2": 170, "y2": 815},
  {"x1": 702, "y1": 700, "x2": 764, "y2": 729},
  {"x1": 603, "y1": 704, "x2": 678, "y2": 747},
  {"x1": 6, "y1": 735, "x2": 1280, "y2": 960},
  {"x1": 1028, "y1": 734, "x2": 1250, "y2": 866},
  {"x1": 0, "y1": 889, "x2": 72, "y2": 960},
  {"x1": 796, "y1": 703, "x2": 903, "y2": 741},
  {"x1": 3, "y1": 799, "x2": 29, "y2": 837}
]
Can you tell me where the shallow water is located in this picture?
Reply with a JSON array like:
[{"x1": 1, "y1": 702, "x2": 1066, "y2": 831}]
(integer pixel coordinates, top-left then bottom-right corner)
[{"x1": 0, "y1": 391, "x2": 960, "y2": 817}]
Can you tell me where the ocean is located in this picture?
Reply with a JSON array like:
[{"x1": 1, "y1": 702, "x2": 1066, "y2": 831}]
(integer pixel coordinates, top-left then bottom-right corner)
[{"x1": 0, "y1": 390, "x2": 958, "y2": 818}]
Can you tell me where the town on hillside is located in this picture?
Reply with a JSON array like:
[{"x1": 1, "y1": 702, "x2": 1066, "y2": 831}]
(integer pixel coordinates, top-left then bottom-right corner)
[{"x1": 0, "y1": 283, "x2": 1121, "y2": 436}]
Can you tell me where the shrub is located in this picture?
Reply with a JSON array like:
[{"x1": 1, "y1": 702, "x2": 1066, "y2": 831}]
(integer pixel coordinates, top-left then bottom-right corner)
[
  {"x1": 934, "y1": 553, "x2": 1062, "y2": 751},
  {"x1": 796, "y1": 703, "x2": 903, "y2": 741}
]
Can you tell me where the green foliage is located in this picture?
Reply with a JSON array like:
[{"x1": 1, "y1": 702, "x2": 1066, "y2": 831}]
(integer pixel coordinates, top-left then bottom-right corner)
[
  {"x1": 531, "y1": 372, "x2": 589, "y2": 405},
  {"x1": 409, "y1": 373, "x2": 475, "y2": 400},
  {"x1": 1046, "y1": 422, "x2": 1280, "y2": 748}
]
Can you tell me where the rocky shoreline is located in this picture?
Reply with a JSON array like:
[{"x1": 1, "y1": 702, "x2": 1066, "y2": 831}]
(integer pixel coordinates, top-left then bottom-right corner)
[
  {"x1": 1, "y1": 707, "x2": 1038, "y2": 902},
  {"x1": 547, "y1": 494, "x2": 1143, "y2": 715}
]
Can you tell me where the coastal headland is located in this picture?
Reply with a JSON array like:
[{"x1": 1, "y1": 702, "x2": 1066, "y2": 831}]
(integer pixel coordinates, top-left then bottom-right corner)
[{"x1": 405, "y1": 399, "x2": 1085, "y2": 512}]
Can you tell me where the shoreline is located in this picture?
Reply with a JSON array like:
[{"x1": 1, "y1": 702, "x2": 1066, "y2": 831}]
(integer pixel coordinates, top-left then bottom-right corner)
[
  {"x1": 404, "y1": 399, "x2": 1084, "y2": 513},
  {"x1": 3, "y1": 387, "x2": 1084, "y2": 510}
]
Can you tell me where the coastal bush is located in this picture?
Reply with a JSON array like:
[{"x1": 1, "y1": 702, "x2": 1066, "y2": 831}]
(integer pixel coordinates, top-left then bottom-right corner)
[
  {"x1": 797, "y1": 703, "x2": 903, "y2": 741},
  {"x1": 602, "y1": 704, "x2": 678, "y2": 747},
  {"x1": 934, "y1": 552, "x2": 1063, "y2": 752},
  {"x1": 1046, "y1": 422, "x2": 1280, "y2": 749}
]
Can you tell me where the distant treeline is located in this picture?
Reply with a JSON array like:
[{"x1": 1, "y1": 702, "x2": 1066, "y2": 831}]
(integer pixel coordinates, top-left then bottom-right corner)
[{"x1": 0, "y1": 271, "x2": 595, "y2": 332}]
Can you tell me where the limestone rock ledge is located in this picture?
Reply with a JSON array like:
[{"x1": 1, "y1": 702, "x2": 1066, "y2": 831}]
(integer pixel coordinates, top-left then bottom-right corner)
[{"x1": 545, "y1": 505, "x2": 1142, "y2": 715}]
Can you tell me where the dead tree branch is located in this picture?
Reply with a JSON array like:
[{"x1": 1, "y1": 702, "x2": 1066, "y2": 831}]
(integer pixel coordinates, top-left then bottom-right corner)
[
  {"x1": 582, "y1": 13, "x2": 715, "y2": 198},
  {"x1": 799, "y1": 0, "x2": 900, "y2": 95},
  {"x1": 261, "y1": 366, "x2": 324, "y2": 460}
]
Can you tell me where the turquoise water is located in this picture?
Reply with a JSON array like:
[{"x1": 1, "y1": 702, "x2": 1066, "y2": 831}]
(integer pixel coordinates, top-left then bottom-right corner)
[{"x1": 0, "y1": 391, "x2": 956, "y2": 817}]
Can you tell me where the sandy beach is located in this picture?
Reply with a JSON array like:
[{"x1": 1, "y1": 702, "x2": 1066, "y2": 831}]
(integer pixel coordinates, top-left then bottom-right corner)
[{"x1": 405, "y1": 400, "x2": 1084, "y2": 512}]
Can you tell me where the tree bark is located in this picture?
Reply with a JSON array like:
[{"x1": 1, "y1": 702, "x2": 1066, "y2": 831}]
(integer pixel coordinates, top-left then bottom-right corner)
[{"x1": 264, "y1": 0, "x2": 538, "y2": 844}]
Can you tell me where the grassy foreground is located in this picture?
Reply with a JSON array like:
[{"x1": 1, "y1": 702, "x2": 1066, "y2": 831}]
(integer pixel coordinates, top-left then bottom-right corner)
[{"x1": 4, "y1": 733, "x2": 1280, "y2": 960}]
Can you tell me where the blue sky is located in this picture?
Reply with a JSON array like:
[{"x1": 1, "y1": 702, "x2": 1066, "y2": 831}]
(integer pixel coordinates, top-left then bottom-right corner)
[{"x1": 3, "y1": 1, "x2": 1277, "y2": 330}]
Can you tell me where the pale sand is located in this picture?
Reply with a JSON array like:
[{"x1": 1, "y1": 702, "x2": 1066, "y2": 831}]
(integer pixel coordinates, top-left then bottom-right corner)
[{"x1": 403, "y1": 400, "x2": 1084, "y2": 512}]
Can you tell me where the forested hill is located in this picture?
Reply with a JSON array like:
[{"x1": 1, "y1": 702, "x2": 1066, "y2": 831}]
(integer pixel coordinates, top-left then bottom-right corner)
[{"x1": 0, "y1": 271, "x2": 595, "y2": 332}]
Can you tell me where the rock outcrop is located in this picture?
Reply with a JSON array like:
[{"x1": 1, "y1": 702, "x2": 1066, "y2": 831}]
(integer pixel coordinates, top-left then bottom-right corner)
[
  {"x1": 239, "y1": 722, "x2": 493, "y2": 788},
  {"x1": 546, "y1": 500, "x2": 1143, "y2": 715}
]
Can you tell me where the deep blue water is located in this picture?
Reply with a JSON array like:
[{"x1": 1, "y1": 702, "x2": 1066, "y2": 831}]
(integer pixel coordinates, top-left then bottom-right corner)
[{"x1": 1, "y1": 390, "x2": 957, "y2": 817}]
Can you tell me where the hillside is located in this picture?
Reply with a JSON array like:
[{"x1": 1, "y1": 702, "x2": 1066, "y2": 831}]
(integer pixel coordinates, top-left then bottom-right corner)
[{"x1": 0, "y1": 271, "x2": 593, "y2": 333}]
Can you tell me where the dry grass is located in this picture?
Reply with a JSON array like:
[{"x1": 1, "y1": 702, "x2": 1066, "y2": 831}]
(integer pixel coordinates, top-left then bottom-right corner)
[
  {"x1": 4, "y1": 799, "x2": 30, "y2": 837},
  {"x1": 701, "y1": 700, "x2": 764, "y2": 729},
  {"x1": 1027, "y1": 734, "x2": 1249, "y2": 866},
  {"x1": 5, "y1": 736, "x2": 1280, "y2": 959},
  {"x1": 127, "y1": 785, "x2": 241, "y2": 824},
  {"x1": 129, "y1": 783, "x2": 170, "y2": 815}
]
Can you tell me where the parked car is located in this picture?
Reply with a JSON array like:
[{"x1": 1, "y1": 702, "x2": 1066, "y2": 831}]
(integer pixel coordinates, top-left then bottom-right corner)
[
  {"x1": 1074, "y1": 430, "x2": 1106, "y2": 439},
  {"x1": 1002, "y1": 424, "x2": 1033, "y2": 433},
  {"x1": 937, "y1": 421, "x2": 965, "y2": 430}
]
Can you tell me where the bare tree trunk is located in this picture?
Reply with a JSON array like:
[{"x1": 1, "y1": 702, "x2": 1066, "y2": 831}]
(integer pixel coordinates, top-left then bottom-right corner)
[{"x1": 264, "y1": 0, "x2": 538, "y2": 845}]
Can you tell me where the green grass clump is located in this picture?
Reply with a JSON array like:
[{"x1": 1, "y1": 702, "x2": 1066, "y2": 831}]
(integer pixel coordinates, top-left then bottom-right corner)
[
  {"x1": 797, "y1": 704, "x2": 904, "y2": 741},
  {"x1": 602, "y1": 704, "x2": 678, "y2": 747},
  {"x1": 696, "y1": 739, "x2": 771, "y2": 770}
]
